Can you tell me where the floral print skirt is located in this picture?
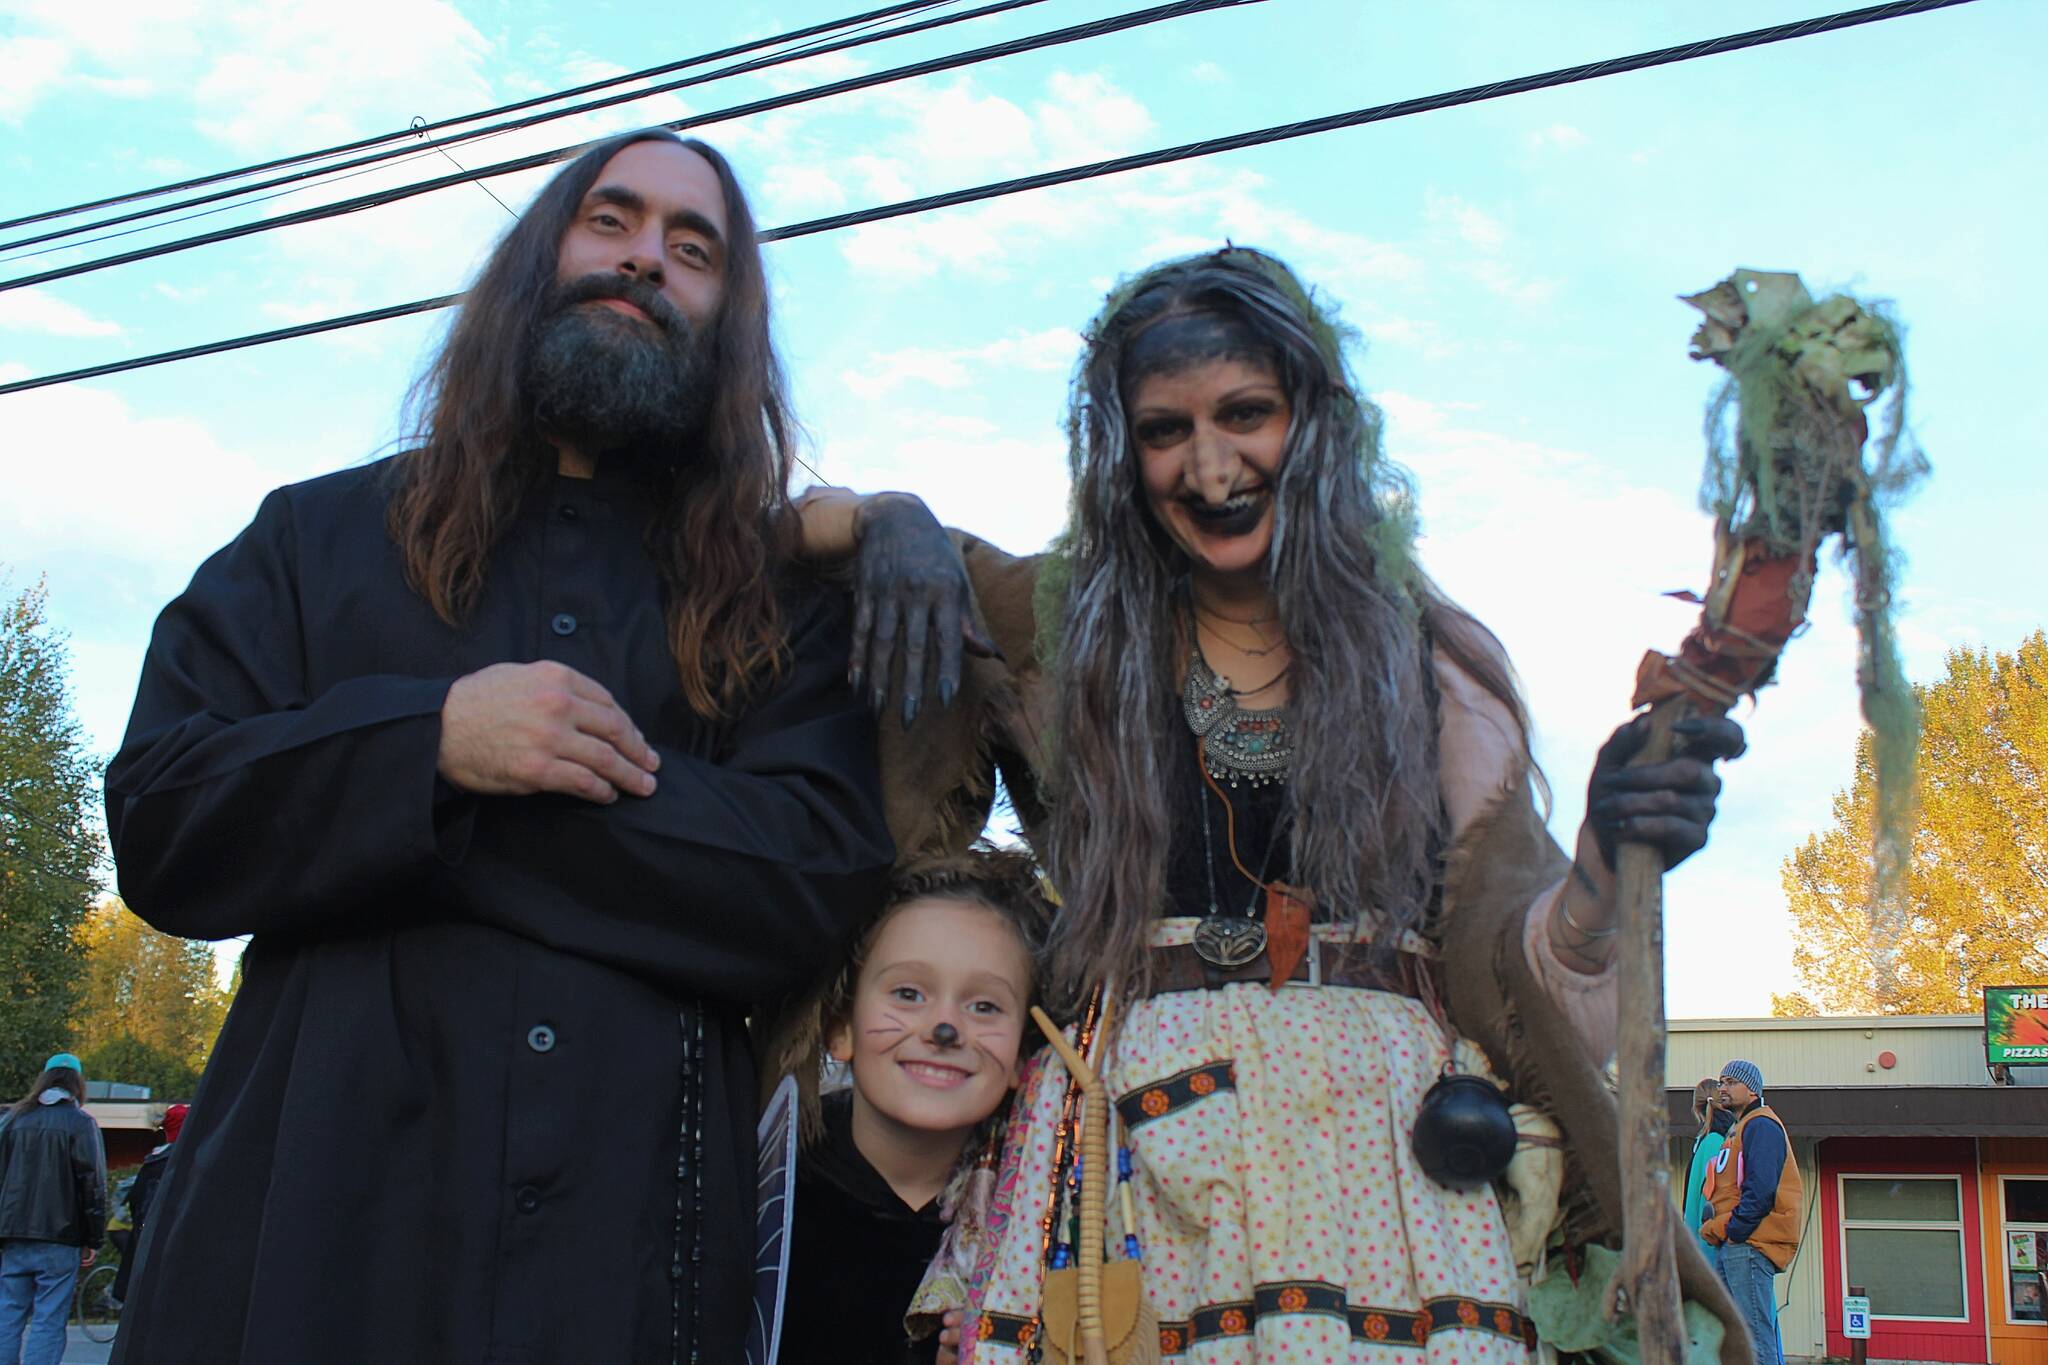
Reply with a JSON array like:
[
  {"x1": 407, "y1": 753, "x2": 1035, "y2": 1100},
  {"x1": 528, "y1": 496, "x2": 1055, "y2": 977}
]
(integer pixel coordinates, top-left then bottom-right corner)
[{"x1": 959, "y1": 919, "x2": 1533, "y2": 1363}]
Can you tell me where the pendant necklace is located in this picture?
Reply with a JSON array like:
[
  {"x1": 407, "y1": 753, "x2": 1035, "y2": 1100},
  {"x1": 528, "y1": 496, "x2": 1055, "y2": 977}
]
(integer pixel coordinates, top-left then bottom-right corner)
[
  {"x1": 1183, "y1": 648, "x2": 1294, "y2": 789},
  {"x1": 1190, "y1": 745, "x2": 1287, "y2": 969}
]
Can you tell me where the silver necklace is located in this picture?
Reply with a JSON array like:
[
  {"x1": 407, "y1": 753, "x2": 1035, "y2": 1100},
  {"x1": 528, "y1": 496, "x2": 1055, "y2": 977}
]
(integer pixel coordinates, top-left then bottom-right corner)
[
  {"x1": 1183, "y1": 651, "x2": 1294, "y2": 788},
  {"x1": 1191, "y1": 777, "x2": 1286, "y2": 969}
]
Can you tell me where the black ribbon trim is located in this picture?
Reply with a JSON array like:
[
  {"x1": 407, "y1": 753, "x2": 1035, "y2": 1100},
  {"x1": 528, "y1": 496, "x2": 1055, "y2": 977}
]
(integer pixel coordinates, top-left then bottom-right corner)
[{"x1": 1114, "y1": 1060, "x2": 1237, "y2": 1130}]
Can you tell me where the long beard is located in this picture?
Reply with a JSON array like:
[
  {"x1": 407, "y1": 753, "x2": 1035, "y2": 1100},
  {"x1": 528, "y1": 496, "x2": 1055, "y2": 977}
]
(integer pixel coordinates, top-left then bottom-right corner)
[{"x1": 525, "y1": 274, "x2": 713, "y2": 461}]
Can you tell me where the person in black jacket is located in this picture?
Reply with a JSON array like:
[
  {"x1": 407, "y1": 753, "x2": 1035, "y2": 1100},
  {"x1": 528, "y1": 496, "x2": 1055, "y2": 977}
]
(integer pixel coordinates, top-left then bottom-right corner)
[
  {"x1": 103, "y1": 127, "x2": 892, "y2": 1365},
  {"x1": 0, "y1": 1053, "x2": 108, "y2": 1365},
  {"x1": 110, "y1": 1102, "x2": 185, "y2": 1305}
]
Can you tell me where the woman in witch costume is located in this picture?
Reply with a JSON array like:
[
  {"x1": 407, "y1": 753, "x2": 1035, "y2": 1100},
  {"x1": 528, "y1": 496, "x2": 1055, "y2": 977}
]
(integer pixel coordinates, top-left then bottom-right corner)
[{"x1": 801, "y1": 247, "x2": 1749, "y2": 1362}]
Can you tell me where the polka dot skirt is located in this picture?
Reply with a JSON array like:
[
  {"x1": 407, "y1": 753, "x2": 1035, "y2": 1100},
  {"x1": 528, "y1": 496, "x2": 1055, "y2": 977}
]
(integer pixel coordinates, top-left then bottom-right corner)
[{"x1": 960, "y1": 920, "x2": 1531, "y2": 1363}]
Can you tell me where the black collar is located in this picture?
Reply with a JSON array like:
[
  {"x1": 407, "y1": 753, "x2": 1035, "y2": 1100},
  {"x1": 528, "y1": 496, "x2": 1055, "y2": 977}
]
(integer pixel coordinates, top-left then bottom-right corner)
[{"x1": 806, "y1": 1090, "x2": 943, "y2": 1223}]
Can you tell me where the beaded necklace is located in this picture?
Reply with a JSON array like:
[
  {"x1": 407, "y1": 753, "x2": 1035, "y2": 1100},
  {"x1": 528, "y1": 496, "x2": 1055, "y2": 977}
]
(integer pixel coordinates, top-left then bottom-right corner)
[{"x1": 1182, "y1": 651, "x2": 1293, "y2": 788}]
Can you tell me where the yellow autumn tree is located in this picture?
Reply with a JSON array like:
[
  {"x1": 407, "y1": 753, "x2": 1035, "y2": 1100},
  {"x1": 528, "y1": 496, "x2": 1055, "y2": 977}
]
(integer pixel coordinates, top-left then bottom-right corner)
[
  {"x1": 71, "y1": 897, "x2": 230, "y2": 1097},
  {"x1": 1777, "y1": 630, "x2": 2048, "y2": 1015}
]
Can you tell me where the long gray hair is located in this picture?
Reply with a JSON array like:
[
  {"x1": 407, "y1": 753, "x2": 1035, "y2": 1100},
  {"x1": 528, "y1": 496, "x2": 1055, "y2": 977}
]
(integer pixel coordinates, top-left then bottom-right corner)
[{"x1": 1038, "y1": 248, "x2": 1531, "y2": 1005}]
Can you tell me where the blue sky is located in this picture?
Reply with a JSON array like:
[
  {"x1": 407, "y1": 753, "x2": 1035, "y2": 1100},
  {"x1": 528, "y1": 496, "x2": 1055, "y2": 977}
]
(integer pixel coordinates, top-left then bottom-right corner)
[{"x1": 1, "y1": 0, "x2": 2042, "y2": 1015}]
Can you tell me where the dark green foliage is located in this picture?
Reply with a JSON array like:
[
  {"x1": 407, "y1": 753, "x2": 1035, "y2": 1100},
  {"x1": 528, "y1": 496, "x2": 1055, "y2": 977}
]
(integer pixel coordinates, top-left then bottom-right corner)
[
  {"x1": 80, "y1": 1034, "x2": 203, "y2": 1103},
  {"x1": 0, "y1": 577, "x2": 103, "y2": 1096}
]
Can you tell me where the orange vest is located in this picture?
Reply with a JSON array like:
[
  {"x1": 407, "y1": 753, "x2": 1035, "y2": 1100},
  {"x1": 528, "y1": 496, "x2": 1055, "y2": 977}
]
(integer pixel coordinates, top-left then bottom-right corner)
[{"x1": 1703, "y1": 1103, "x2": 1803, "y2": 1270}]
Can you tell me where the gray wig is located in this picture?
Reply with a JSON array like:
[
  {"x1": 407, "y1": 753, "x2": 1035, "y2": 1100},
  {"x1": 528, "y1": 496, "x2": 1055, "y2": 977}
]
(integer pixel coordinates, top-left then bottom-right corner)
[{"x1": 1038, "y1": 247, "x2": 1531, "y2": 1005}]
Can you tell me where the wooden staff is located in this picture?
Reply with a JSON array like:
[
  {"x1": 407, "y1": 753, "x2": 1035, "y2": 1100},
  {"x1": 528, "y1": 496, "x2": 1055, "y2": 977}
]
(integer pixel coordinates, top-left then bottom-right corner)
[{"x1": 1605, "y1": 268, "x2": 1915, "y2": 1363}]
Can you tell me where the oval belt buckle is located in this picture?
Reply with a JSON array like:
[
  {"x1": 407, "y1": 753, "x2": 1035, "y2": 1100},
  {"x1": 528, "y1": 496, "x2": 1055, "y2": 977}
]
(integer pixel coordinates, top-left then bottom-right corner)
[{"x1": 1192, "y1": 917, "x2": 1267, "y2": 969}]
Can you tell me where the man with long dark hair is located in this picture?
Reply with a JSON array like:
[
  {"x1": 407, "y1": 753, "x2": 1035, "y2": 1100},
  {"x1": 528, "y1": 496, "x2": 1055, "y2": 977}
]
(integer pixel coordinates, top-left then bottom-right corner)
[
  {"x1": 0, "y1": 1054, "x2": 107, "y2": 1365},
  {"x1": 104, "y1": 130, "x2": 894, "y2": 1363}
]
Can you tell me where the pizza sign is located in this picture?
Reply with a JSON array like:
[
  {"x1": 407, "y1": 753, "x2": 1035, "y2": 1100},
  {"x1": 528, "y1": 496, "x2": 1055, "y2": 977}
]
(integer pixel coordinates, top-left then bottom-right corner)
[{"x1": 1986, "y1": 987, "x2": 2048, "y2": 1065}]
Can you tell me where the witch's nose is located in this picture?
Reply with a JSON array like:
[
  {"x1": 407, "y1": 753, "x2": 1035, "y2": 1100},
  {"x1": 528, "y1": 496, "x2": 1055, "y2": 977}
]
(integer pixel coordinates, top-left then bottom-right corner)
[{"x1": 1188, "y1": 427, "x2": 1239, "y2": 502}]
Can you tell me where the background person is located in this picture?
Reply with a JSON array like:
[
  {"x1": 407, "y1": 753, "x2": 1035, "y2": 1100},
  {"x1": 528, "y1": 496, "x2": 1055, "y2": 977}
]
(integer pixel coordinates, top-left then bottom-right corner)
[
  {"x1": 0, "y1": 1053, "x2": 109, "y2": 1365},
  {"x1": 1703, "y1": 1059, "x2": 1801, "y2": 1365},
  {"x1": 1684, "y1": 1076, "x2": 1732, "y2": 1251},
  {"x1": 110, "y1": 1102, "x2": 186, "y2": 1305}
]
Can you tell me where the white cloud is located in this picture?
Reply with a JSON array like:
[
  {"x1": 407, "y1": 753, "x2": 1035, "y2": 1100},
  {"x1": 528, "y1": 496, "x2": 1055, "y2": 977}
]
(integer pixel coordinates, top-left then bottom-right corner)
[
  {"x1": 1359, "y1": 315, "x2": 1456, "y2": 361},
  {"x1": 1424, "y1": 191, "x2": 1559, "y2": 304},
  {"x1": 811, "y1": 408, "x2": 1071, "y2": 559},
  {"x1": 1470, "y1": 257, "x2": 1559, "y2": 306},
  {"x1": 1034, "y1": 71, "x2": 1154, "y2": 164},
  {"x1": 1188, "y1": 61, "x2": 1228, "y2": 85},
  {"x1": 4, "y1": 0, "x2": 492, "y2": 151},
  {"x1": 882, "y1": 79, "x2": 1037, "y2": 180},
  {"x1": 1526, "y1": 123, "x2": 1588, "y2": 151},
  {"x1": 761, "y1": 163, "x2": 848, "y2": 214},
  {"x1": 0, "y1": 288, "x2": 123, "y2": 338},
  {"x1": 0, "y1": 36, "x2": 69, "y2": 118},
  {"x1": 1375, "y1": 389, "x2": 1885, "y2": 1016},
  {"x1": 1436, "y1": 196, "x2": 1508, "y2": 252},
  {"x1": 840, "y1": 328, "x2": 1077, "y2": 399},
  {"x1": 846, "y1": 154, "x2": 913, "y2": 201},
  {"x1": 0, "y1": 371, "x2": 281, "y2": 579},
  {"x1": 842, "y1": 157, "x2": 1419, "y2": 292},
  {"x1": 752, "y1": 49, "x2": 870, "y2": 97}
]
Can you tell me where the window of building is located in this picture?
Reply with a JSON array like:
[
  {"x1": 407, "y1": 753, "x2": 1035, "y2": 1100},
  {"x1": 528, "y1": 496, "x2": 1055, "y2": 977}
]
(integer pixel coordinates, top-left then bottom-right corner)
[
  {"x1": 2001, "y1": 1177, "x2": 2048, "y2": 1326},
  {"x1": 1840, "y1": 1175, "x2": 1969, "y2": 1321}
]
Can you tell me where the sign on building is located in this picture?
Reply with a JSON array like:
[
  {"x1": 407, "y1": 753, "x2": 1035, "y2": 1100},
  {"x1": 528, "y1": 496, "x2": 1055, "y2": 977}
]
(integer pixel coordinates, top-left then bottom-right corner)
[
  {"x1": 1985, "y1": 986, "x2": 2048, "y2": 1065},
  {"x1": 1843, "y1": 1295, "x2": 1871, "y2": 1340}
]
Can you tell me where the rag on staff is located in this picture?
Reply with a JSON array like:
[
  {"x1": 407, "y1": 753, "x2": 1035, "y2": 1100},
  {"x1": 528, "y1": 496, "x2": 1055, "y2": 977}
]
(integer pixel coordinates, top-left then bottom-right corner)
[{"x1": 1606, "y1": 269, "x2": 1926, "y2": 1361}]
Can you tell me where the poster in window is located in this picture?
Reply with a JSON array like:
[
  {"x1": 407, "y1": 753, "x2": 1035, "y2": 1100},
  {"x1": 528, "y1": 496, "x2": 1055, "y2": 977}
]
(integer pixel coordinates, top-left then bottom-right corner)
[
  {"x1": 2013, "y1": 1273, "x2": 2045, "y2": 1322},
  {"x1": 2014, "y1": 1231, "x2": 2040, "y2": 1271}
]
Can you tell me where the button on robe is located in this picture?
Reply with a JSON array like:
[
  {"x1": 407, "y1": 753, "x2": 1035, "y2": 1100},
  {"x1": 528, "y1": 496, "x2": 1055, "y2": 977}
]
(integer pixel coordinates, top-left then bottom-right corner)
[{"x1": 104, "y1": 457, "x2": 894, "y2": 1364}]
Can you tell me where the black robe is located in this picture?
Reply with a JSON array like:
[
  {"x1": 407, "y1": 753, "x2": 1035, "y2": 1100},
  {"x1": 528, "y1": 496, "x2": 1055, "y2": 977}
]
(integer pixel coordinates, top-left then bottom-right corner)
[
  {"x1": 780, "y1": 1091, "x2": 942, "y2": 1365},
  {"x1": 103, "y1": 457, "x2": 894, "y2": 1365}
]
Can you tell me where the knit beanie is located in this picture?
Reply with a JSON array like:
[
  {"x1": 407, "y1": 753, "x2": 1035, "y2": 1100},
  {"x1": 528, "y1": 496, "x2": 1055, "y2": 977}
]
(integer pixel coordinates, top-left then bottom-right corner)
[
  {"x1": 162, "y1": 1103, "x2": 190, "y2": 1145},
  {"x1": 1723, "y1": 1059, "x2": 1764, "y2": 1094}
]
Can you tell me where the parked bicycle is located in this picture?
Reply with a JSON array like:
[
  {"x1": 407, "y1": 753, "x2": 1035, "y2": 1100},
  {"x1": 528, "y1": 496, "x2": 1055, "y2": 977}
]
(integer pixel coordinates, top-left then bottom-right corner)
[{"x1": 75, "y1": 1254, "x2": 122, "y2": 1343}]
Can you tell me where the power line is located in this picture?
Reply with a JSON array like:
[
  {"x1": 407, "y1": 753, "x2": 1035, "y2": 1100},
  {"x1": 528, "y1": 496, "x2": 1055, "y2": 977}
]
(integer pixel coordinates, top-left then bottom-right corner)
[
  {"x1": 0, "y1": 0, "x2": 1048, "y2": 264},
  {"x1": 0, "y1": 793, "x2": 112, "y2": 871},
  {"x1": 0, "y1": 850, "x2": 106, "y2": 894},
  {"x1": 0, "y1": 0, "x2": 1248, "y2": 294},
  {"x1": 0, "y1": 0, "x2": 959, "y2": 234},
  {"x1": 0, "y1": 0, "x2": 1980, "y2": 400}
]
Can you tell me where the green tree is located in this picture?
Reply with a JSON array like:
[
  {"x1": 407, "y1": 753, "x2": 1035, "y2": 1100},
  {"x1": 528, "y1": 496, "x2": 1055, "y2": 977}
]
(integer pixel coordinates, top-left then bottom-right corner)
[
  {"x1": 79, "y1": 1034, "x2": 201, "y2": 1102},
  {"x1": 0, "y1": 578, "x2": 103, "y2": 1095},
  {"x1": 72, "y1": 897, "x2": 229, "y2": 1084},
  {"x1": 1781, "y1": 630, "x2": 2048, "y2": 1015}
]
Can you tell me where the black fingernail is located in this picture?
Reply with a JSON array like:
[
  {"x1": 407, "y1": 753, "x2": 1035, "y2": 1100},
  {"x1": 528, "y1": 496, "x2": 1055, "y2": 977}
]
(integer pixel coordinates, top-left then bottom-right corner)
[
  {"x1": 849, "y1": 665, "x2": 864, "y2": 692},
  {"x1": 938, "y1": 677, "x2": 957, "y2": 709},
  {"x1": 902, "y1": 696, "x2": 920, "y2": 730},
  {"x1": 1672, "y1": 717, "x2": 1706, "y2": 735},
  {"x1": 871, "y1": 685, "x2": 887, "y2": 713}
]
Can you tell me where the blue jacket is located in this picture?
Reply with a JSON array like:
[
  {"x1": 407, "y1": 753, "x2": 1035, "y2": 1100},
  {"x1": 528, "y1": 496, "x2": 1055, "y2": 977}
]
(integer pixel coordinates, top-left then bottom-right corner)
[{"x1": 1727, "y1": 1103, "x2": 1788, "y2": 1244}]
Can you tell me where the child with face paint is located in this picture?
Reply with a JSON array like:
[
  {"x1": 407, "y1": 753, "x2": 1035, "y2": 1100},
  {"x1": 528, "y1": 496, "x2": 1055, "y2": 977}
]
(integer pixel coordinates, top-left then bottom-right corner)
[{"x1": 777, "y1": 848, "x2": 1049, "y2": 1365}]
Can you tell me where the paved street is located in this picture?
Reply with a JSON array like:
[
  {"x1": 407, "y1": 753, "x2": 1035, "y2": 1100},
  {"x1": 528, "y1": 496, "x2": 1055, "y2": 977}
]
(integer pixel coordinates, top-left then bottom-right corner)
[{"x1": 63, "y1": 1325, "x2": 114, "y2": 1363}]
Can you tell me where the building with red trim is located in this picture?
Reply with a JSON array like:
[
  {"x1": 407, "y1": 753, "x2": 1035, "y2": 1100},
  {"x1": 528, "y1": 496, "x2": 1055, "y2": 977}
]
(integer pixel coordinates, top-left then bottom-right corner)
[{"x1": 1667, "y1": 1016, "x2": 2048, "y2": 1364}]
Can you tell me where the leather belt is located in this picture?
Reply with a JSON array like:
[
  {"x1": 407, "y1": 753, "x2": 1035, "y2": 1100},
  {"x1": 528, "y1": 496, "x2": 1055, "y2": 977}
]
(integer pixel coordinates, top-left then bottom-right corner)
[{"x1": 1147, "y1": 940, "x2": 1429, "y2": 997}]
